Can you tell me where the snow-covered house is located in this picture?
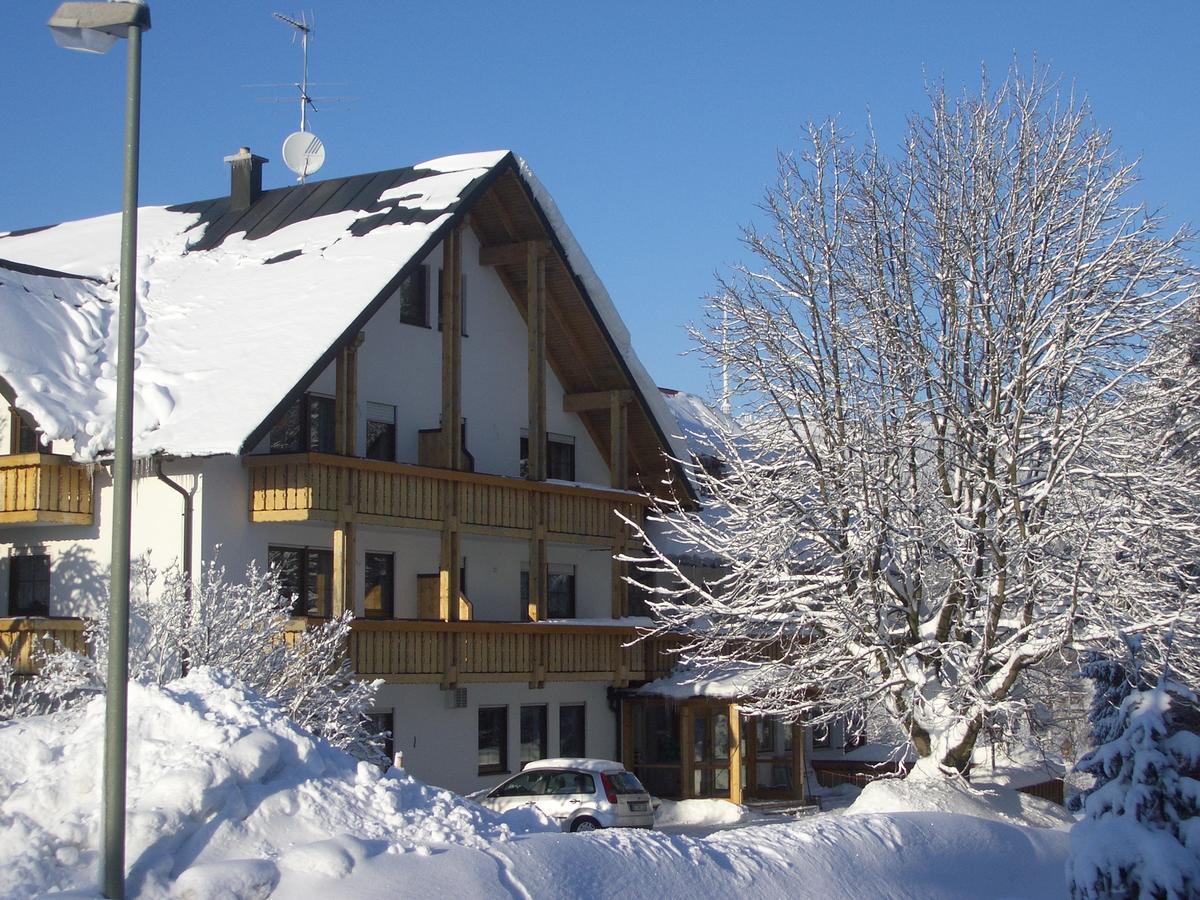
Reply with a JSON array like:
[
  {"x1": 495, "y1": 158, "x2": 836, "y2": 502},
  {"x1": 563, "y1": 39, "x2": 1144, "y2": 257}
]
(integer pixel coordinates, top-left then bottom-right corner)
[{"x1": 0, "y1": 149, "x2": 700, "y2": 795}]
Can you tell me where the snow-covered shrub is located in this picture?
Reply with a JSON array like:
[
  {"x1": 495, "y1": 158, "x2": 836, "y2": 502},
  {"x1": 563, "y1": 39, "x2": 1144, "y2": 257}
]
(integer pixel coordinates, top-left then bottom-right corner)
[
  {"x1": 1, "y1": 559, "x2": 382, "y2": 761},
  {"x1": 1067, "y1": 681, "x2": 1200, "y2": 899},
  {"x1": 1068, "y1": 646, "x2": 1144, "y2": 812},
  {"x1": 86, "y1": 559, "x2": 384, "y2": 761},
  {"x1": 0, "y1": 636, "x2": 98, "y2": 721}
]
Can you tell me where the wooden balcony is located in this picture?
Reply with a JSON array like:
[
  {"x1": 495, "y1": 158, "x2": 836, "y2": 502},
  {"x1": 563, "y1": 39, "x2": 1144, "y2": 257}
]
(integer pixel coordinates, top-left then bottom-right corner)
[
  {"x1": 0, "y1": 454, "x2": 94, "y2": 526},
  {"x1": 0, "y1": 617, "x2": 88, "y2": 675},
  {"x1": 341, "y1": 619, "x2": 681, "y2": 688},
  {"x1": 246, "y1": 453, "x2": 646, "y2": 545}
]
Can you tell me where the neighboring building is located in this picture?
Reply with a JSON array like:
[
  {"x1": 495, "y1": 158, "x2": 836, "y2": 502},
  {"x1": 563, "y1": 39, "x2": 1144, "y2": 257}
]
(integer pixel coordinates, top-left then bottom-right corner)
[{"x1": 0, "y1": 149, "x2": 698, "y2": 796}]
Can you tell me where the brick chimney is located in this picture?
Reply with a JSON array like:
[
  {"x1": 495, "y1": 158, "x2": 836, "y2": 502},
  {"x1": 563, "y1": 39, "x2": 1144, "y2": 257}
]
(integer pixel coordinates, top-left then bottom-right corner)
[{"x1": 223, "y1": 147, "x2": 268, "y2": 211}]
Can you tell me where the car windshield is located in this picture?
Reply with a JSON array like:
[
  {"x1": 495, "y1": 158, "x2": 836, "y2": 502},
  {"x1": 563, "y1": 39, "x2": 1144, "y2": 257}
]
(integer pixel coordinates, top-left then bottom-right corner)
[{"x1": 607, "y1": 771, "x2": 646, "y2": 794}]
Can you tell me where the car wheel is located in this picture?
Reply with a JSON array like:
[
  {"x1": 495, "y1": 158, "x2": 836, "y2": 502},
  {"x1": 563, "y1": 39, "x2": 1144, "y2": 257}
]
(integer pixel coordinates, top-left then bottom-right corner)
[{"x1": 570, "y1": 816, "x2": 601, "y2": 833}]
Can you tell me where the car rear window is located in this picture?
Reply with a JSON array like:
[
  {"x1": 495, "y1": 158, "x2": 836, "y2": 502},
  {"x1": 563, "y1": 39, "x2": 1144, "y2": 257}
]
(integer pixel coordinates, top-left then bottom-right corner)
[{"x1": 607, "y1": 771, "x2": 646, "y2": 794}]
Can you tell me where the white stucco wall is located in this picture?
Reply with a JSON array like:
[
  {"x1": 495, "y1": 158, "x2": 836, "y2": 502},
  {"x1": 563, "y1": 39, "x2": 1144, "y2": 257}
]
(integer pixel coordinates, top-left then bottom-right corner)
[{"x1": 376, "y1": 680, "x2": 618, "y2": 795}]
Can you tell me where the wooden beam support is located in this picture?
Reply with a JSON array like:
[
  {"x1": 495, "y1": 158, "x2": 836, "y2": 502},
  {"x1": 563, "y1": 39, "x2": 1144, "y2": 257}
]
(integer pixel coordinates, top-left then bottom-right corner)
[
  {"x1": 334, "y1": 333, "x2": 364, "y2": 457},
  {"x1": 332, "y1": 518, "x2": 356, "y2": 618},
  {"x1": 527, "y1": 243, "x2": 547, "y2": 482},
  {"x1": 680, "y1": 704, "x2": 695, "y2": 800},
  {"x1": 563, "y1": 389, "x2": 633, "y2": 413},
  {"x1": 609, "y1": 389, "x2": 628, "y2": 489},
  {"x1": 441, "y1": 226, "x2": 464, "y2": 471},
  {"x1": 479, "y1": 239, "x2": 550, "y2": 268}
]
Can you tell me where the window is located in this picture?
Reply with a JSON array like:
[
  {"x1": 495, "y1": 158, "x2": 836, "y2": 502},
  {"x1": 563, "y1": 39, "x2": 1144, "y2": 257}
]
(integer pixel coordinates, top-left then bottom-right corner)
[
  {"x1": 559, "y1": 704, "x2": 586, "y2": 758},
  {"x1": 364, "y1": 552, "x2": 394, "y2": 619},
  {"x1": 547, "y1": 564, "x2": 575, "y2": 619},
  {"x1": 268, "y1": 546, "x2": 333, "y2": 617},
  {"x1": 364, "y1": 402, "x2": 396, "y2": 462},
  {"x1": 9, "y1": 554, "x2": 50, "y2": 616},
  {"x1": 9, "y1": 409, "x2": 40, "y2": 454},
  {"x1": 520, "y1": 431, "x2": 575, "y2": 481},
  {"x1": 436, "y1": 269, "x2": 467, "y2": 335},
  {"x1": 366, "y1": 711, "x2": 394, "y2": 763},
  {"x1": 520, "y1": 705, "x2": 547, "y2": 766},
  {"x1": 397, "y1": 265, "x2": 429, "y2": 327},
  {"x1": 269, "y1": 392, "x2": 335, "y2": 453},
  {"x1": 478, "y1": 706, "x2": 508, "y2": 774},
  {"x1": 520, "y1": 563, "x2": 575, "y2": 619}
]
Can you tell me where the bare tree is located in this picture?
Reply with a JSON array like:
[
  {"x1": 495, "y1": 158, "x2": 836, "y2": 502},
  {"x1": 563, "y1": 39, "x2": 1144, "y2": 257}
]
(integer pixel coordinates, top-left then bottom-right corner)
[{"x1": 632, "y1": 67, "x2": 1200, "y2": 775}]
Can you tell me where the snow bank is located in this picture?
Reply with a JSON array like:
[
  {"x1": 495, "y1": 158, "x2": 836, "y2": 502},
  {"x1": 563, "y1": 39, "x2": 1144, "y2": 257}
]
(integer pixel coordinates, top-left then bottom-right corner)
[
  {"x1": 654, "y1": 798, "x2": 760, "y2": 827},
  {"x1": 847, "y1": 772, "x2": 1075, "y2": 830},
  {"x1": 0, "y1": 668, "x2": 550, "y2": 898}
]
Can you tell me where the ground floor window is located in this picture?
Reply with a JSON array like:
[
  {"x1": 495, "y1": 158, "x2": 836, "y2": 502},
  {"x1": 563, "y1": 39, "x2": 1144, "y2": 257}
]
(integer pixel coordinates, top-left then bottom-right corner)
[
  {"x1": 631, "y1": 702, "x2": 682, "y2": 798},
  {"x1": 363, "y1": 552, "x2": 394, "y2": 619},
  {"x1": 559, "y1": 704, "x2": 586, "y2": 758},
  {"x1": 366, "y1": 711, "x2": 394, "y2": 763},
  {"x1": 479, "y1": 706, "x2": 508, "y2": 775},
  {"x1": 268, "y1": 545, "x2": 333, "y2": 617},
  {"x1": 520, "y1": 704, "x2": 547, "y2": 766},
  {"x1": 9, "y1": 553, "x2": 50, "y2": 616}
]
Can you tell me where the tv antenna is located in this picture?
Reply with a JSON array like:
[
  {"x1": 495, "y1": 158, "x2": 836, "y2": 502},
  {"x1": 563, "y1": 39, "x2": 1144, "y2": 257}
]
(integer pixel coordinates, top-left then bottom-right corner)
[{"x1": 273, "y1": 11, "x2": 326, "y2": 182}]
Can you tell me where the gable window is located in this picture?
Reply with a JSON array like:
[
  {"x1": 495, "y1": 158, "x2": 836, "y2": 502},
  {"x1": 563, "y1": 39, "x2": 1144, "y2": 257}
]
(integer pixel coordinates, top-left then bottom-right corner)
[
  {"x1": 364, "y1": 552, "x2": 394, "y2": 619},
  {"x1": 268, "y1": 545, "x2": 333, "y2": 617},
  {"x1": 520, "y1": 431, "x2": 576, "y2": 481},
  {"x1": 269, "y1": 393, "x2": 335, "y2": 454},
  {"x1": 520, "y1": 704, "x2": 548, "y2": 767},
  {"x1": 478, "y1": 706, "x2": 508, "y2": 775},
  {"x1": 9, "y1": 409, "x2": 40, "y2": 455},
  {"x1": 364, "y1": 402, "x2": 396, "y2": 462},
  {"x1": 559, "y1": 704, "x2": 586, "y2": 758},
  {"x1": 397, "y1": 265, "x2": 429, "y2": 328},
  {"x1": 9, "y1": 553, "x2": 50, "y2": 616},
  {"x1": 436, "y1": 269, "x2": 467, "y2": 336}
]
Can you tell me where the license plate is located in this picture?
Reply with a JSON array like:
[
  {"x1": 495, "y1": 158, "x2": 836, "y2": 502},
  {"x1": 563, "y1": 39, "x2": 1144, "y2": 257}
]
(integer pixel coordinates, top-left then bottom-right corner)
[{"x1": 628, "y1": 801, "x2": 647, "y2": 811}]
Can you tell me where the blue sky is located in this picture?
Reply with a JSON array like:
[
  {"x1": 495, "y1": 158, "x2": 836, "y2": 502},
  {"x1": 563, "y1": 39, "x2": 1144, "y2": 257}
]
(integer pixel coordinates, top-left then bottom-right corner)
[{"x1": 3, "y1": 2, "x2": 1198, "y2": 397}]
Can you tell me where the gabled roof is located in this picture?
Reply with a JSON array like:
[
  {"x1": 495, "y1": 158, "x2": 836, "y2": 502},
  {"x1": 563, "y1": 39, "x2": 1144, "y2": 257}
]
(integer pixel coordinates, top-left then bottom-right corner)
[{"x1": 0, "y1": 151, "x2": 694, "y2": 500}]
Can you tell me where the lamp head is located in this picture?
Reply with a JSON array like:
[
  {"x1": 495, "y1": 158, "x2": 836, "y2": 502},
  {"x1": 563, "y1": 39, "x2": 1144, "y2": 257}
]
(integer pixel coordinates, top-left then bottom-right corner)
[{"x1": 48, "y1": 2, "x2": 150, "y2": 54}]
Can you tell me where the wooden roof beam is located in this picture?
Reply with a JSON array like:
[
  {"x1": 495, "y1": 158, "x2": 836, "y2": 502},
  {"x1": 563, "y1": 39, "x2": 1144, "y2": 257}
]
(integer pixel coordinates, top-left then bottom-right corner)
[
  {"x1": 479, "y1": 239, "x2": 550, "y2": 267},
  {"x1": 563, "y1": 389, "x2": 633, "y2": 413}
]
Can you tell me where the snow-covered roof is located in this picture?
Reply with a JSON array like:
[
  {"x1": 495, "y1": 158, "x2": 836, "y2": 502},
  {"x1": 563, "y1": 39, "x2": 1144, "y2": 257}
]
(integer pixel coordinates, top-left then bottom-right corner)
[
  {"x1": 0, "y1": 151, "x2": 691, "y2": 477},
  {"x1": 523, "y1": 758, "x2": 627, "y2": 773},
  {"x1": 658, "y1": 387, "x2": 740, "y2": 462},
  {"x1": 637, "y1": 663, "x2": 767, "y2": 699}
]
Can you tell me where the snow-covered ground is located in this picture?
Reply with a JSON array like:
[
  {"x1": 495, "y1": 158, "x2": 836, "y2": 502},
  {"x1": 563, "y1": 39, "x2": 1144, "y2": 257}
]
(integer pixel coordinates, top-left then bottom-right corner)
[{"x1": 0, "y1": 671, "x2": 1073, "y2": 899}]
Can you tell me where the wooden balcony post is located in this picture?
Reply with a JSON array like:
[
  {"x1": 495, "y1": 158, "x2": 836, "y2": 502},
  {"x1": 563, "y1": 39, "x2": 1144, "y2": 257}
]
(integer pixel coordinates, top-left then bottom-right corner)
[
  {"x1": 441, "y1": 226, "x2": 463, "y2": 470},
  {"x1": 680, "y1": 703, "x2": 695, "y2": 800},
  {"x1": 526, "y1": 243, "x2": 547, "y2": 482},
  {"x1": 527, "y1": 506, "x2": 547, "y2": 622},
  {"x1": 792, "y1": 723, "x2": 808, "y2": 803},
  {"x1": 334, "y1": 333, "x2": 363, "y2": 457},
  {"x1": 728, "y1": 703, "x2": 744, "y2": 805}
]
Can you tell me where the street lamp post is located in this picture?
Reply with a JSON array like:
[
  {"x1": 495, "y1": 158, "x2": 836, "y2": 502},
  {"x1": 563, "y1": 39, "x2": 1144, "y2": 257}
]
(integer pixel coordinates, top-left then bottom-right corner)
[{"x1": 47, "y1": 4, "x2": 151, "y2": 898}]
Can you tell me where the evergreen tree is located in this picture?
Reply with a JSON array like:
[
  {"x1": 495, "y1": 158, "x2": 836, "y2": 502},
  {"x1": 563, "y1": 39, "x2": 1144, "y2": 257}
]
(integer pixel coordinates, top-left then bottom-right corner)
[{"x1": 1068, "y1": 681, "x2": 1200, "y2": 899}]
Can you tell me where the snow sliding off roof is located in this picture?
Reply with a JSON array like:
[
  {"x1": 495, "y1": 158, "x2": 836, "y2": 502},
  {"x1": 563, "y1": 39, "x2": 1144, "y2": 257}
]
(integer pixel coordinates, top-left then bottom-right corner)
[{"x1": 0, "y1": 151, "x2": 692, "y2": 492}]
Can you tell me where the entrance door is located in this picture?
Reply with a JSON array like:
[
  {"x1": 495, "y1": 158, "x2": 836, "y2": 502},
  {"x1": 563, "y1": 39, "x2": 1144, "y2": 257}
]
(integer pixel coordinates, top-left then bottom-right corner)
[
  {"x1": 691, "y1": 707, "x2": 731, "y2": 798},
  {"x1": 743, "y1": 714, "x2": 802, "y2": 801}
]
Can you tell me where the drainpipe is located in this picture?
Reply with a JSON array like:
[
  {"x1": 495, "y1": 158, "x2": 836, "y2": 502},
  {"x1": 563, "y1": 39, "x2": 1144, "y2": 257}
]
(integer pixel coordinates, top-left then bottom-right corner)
[{"x1": 154, "y1": 457, "x2": 193, "y2": 673}]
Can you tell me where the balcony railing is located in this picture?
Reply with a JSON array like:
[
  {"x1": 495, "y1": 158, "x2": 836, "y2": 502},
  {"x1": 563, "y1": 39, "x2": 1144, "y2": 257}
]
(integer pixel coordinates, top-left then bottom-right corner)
[
  {"x1": 0, "y1": 617, "x2": 88, "y2": 675},
  {"x1": 246, "y1": 453, "x2": 645, "y2": 544},
  {"x1": 3, "y1": 615, "x2": 680, "y2": 689},
  {"x1": 0, "y1": 454, "x2": 94, "y2": 526},
  {"x1": 332, "y1": 618, "x2": 680, "y2": 688}
]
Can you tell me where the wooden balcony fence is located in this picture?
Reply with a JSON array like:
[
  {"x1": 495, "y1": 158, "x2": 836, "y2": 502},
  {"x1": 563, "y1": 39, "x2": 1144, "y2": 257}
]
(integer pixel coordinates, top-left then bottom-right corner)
[
  {"x1": 288, "y1": 618, "x2": 681, "y2": 688},
  {"x1": 0, "y1": 617, "x2": 88, "y2": 675},
  {"x1": 245, "y1": 453, "x2": 645, "y2": 545},
  {"x1": 4, "y1": 616, "x2": 680, "y2": 689},
  {"x1": 0, "y1": 454, "x2": 94, "y2": 526}
]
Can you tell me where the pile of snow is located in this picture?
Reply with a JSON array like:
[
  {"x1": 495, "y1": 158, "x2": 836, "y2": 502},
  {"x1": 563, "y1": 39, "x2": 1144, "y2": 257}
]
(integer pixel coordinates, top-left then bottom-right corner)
[
  {"x1": 653, "y1": 798, "x2": 763, "y2": 828},
  {"x1": 0, "y1": 668, "x2": 550, "y2": 898},
  {"x1": 847, "y1": 771, "x2": 1075, "y2": 830}
]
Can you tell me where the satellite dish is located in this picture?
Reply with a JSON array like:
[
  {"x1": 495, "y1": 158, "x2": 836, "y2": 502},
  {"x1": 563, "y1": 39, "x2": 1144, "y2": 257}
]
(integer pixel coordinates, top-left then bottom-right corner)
[{"x1": 282, "y1": 130, "x2": 325, "y2": 180}]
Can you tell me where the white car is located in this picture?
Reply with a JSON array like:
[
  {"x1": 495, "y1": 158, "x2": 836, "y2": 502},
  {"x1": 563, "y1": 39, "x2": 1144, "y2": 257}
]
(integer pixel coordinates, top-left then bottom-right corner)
[{"x1": 472, "y1": 758, "x2": 656, "y2": 832}]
